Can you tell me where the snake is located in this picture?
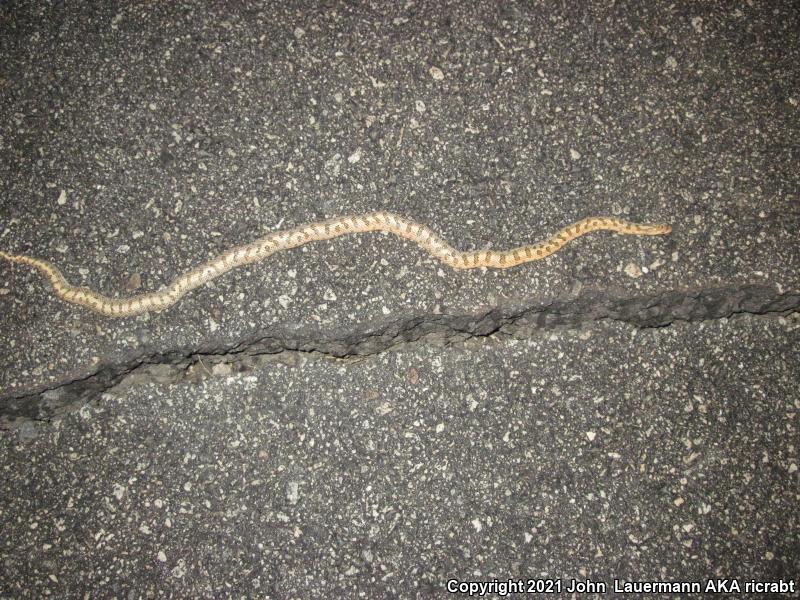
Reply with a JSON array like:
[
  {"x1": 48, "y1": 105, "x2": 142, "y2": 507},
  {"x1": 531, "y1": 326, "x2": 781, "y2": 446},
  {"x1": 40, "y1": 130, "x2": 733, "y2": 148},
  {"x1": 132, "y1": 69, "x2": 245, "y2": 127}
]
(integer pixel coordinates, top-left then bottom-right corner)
[{"x1": 0, "y1": 211, "x2": 671, "y2": 317}]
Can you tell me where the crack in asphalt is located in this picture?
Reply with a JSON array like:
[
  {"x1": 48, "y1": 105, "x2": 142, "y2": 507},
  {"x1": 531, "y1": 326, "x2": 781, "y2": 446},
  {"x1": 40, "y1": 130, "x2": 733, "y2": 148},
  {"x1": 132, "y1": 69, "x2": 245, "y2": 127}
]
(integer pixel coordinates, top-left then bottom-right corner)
[{"x1": 2, "y1": 284, "x2": 798, "y2": 429}]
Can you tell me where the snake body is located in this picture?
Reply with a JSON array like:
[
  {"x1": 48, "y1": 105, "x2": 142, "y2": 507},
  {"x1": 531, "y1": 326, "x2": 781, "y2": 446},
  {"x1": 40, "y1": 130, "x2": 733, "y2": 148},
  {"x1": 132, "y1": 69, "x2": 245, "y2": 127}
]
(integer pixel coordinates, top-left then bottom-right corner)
[{"x1": 0, "y1": 211, "x2": 670, "y2": 317}]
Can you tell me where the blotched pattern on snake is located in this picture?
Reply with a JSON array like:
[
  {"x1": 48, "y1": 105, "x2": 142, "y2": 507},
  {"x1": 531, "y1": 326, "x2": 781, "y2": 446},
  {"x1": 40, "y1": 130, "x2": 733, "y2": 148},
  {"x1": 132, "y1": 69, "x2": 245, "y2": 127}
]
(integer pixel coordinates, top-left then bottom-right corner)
[{"x1": 0, "y1": 211, "x2": 671, "y2": 317}]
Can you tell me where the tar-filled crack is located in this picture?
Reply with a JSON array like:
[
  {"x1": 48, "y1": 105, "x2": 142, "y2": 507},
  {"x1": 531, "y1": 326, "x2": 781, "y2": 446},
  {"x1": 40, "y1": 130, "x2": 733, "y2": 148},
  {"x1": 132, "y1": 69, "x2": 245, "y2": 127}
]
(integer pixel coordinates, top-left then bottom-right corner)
[{"x1": 2, "y1": 284, "x2": 798, "y2": 430}]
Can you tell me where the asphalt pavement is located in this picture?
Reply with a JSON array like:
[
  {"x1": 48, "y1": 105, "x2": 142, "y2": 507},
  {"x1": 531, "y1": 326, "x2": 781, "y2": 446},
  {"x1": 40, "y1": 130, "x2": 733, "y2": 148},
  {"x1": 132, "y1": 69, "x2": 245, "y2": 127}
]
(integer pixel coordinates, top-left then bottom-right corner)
[{"x1": 1, "y1": 2, "x2": 798, "y2": 598}]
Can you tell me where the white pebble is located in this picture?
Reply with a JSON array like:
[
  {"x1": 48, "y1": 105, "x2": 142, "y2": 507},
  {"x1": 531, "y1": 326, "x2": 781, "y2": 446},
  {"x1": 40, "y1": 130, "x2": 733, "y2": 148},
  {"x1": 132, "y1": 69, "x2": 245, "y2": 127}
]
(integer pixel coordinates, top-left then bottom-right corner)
[{"x1": 429, "y1": 66, "x2": 444, "y2": 80}]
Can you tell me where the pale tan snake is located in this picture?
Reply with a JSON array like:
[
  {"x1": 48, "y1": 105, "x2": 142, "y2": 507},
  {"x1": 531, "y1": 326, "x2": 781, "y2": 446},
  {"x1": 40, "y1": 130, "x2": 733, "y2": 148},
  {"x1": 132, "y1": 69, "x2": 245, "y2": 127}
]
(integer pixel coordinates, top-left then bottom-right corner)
[{"x1": 0, "y1": 211, "x2": 671, "y2": 317}]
